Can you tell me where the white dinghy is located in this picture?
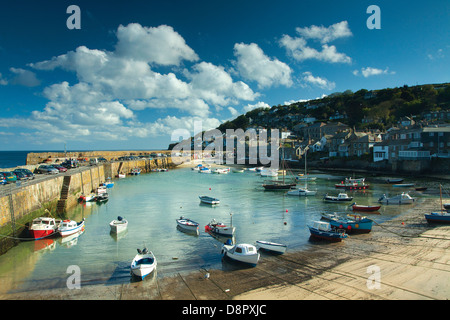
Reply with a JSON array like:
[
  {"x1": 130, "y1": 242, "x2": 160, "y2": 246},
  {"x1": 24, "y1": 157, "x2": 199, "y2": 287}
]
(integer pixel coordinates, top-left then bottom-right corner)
[
  {"x1": 110, "y1": 216, "x2": 128, "y2": 233},
  {"x1": 255, "y1": 240, "x2": 287, "y2": 254},
  {"x1": 130, "y1": 248, "x2": 157, "y2": 281}
]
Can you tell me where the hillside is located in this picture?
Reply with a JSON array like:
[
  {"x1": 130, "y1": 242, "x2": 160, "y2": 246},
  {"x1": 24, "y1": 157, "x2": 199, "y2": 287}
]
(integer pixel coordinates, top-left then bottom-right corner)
[{"x1": 217, "y1": 83, "x2": 450, "y2": 133}]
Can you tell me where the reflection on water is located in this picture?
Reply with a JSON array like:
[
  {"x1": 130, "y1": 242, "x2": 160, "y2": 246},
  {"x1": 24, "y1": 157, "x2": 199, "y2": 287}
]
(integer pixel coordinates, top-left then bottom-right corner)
[{"x1": 0, "y1": 168, "x2": 438, "y2": 293}]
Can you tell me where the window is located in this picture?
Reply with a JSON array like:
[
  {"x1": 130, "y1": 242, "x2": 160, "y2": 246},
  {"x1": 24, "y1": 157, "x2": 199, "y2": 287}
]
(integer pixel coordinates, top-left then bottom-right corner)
[
  {"x1": 429, "y1": 132, "x2": 435, "y2": 136},
  {"x1": 235, "y1": 247, "x2": 242, "y2": 253}
]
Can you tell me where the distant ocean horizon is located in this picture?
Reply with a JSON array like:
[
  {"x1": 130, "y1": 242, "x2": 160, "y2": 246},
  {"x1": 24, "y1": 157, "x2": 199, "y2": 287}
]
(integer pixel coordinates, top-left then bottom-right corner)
[{"x1": 0, "y1": 149, "x2": 165, "y2": 169}]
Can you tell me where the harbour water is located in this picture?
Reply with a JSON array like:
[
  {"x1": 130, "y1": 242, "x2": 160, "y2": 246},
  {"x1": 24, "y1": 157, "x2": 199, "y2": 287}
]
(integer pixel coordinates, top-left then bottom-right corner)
[{"x1": 0, "y1": 167, "x2": 437, "y2": 295}]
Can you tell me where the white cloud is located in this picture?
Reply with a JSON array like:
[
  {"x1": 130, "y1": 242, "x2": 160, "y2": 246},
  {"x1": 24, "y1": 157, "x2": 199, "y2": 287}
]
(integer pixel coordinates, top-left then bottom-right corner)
[
  {"x1": 353, "y1": 67, "x2": 396, "y2": 77},
  {"x1": 243, "y1": 101, "x2": 271, "y2": 113},
  {"x1": 280, "y1": 35, "x2": 351, "y2": 64},
  {"x1": 279, "y1": 21, "x2": 352, "y2": 64},
  {"x1": 295, "y1": 21, "x2": 352, "y2": 44},
  {"x1": 301, "y1": 71, "x2": 335, "y2": 90},
  {"x1": 233, "y1": 43, "x2": 293, "y2": 89},
  {"x1": 9, "y1": 68, "x2": 41, "y2": 87},
  {"x1": 115, "y1": 23, "x2": 199, "y2": 66},
  {"x1": 228, "y1": 107, "x2": 240, "y2": 117},
  {"x1": 0, "y1": 73, "x2": 7, "y2": 85}
]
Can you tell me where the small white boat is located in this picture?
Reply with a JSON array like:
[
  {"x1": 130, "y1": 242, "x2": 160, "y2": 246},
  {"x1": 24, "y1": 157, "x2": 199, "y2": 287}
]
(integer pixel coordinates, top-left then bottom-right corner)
[
  {"x1": 95, "y1": 193, "x2": 109, "y2": 202},
  {"x1": 130, "y1": 168, "x2": 141, "y2": 175},
  {"x1": 222, "y1": 243, "x2": 260, "y2": 266},
  {"x1": 199, "y1": 195, "x2": 220, "y2": 205},
  {"x1": 287, "y1": 187, "x2": 317, "y2": 196},
  {"x1": 79, "y1": 193, "x2": 96, "y2": 202},
  {"x1": 205, "y1": 218, "x2": 235, "y2": 237},
  {"x1": 130, "y1": 248, "x2": 157, "y2": 280},
  {"x1": 102, "y1": 178, "x2": 114, "y2": 188},
  {"x1": 117, "y1": 173, "x2": 126, "y2": 178},
  {"x1": 232, "y1": 168, "x2": 244, "y2": 173},
  {"x1": 296, "y1": 176, "x2": 317, "y2": 181},
  {"x1": 323, "y1": 193, "x2": 353, "y2": 202},
  {"x1": 58, "y1": 219, "x2": 85, "y2": 237},
  {"x1": 378, "y1": 192, "x2": 415, "y2": 204},
  {"x1": 199, "y1": 167, "x2": 211, "y2": 173},
  {"x1": 260, "y1": 168, "x2": 278, "y2": 177},
  {"x1": 214, "y1": 168, "x2": 229, "y2": 174},
  {"x1": 176, "y1": 216, "x2": 199, "y2": 233},
  {"x1": 255, "y1": 240, "x2": 287, "y2": 254},
  {"x1": 97, "y1": 185, "x2": 107, "y2": 194},
  {"x1": 110, "y1": 216, "x2": 128, "y2": 233}
]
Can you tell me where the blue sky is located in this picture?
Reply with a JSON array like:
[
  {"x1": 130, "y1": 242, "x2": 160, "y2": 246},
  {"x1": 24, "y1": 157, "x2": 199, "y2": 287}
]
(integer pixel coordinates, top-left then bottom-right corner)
[{"x1": 0, "y1": 0, "x2": 448, "y2": 151}]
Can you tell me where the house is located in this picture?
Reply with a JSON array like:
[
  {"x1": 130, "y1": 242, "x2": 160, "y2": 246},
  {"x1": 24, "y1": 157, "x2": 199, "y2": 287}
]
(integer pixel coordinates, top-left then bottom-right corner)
[
  {"x1": 348, "y1": 133, "x2": 382, "y2": 157},
  {"x1": 373, "y1": 141, "x2": 390, "y2": 162}
]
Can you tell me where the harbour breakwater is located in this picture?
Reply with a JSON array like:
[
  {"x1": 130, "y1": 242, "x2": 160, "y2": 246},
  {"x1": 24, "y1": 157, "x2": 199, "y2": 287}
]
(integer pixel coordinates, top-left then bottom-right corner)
[{"x1": 0, "y1": 156, "x2": 176, "y2": 254}]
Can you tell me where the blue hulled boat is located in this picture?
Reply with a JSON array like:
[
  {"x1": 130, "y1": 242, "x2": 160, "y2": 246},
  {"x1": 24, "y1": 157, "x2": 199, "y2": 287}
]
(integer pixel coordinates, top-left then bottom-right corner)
[
  {"x1": 329, "y1": 214, "x2": 373, "y2": 234},
  {"x1": 308, "y1": 221, "x2": 348, "y2": 242},
  {"x1": 425, "y1": 212, "x2": 450, "y2": 224}
]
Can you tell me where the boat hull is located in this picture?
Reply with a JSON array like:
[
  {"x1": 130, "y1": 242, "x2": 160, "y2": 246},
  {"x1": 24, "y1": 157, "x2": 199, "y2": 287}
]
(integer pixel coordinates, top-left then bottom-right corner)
[
  {"x1": 352, "y1": 205, "x2": 381, "y2": 212},
  {"x1": 176, "y1": 218, "x2": 199, "y2": 234},
  {"x1": 308, "y1": 226, "x2": 347, "y2": 242},
  {"x1": 329, "y1": 218, "x2": 373, "y2": 234},
  {"x1": 110, "y1": 220, "x2": 128, "y2": 233},
  {"x1": 205, "y1": 225, "x2": 235, "y2": 237},
  {"x1": 425, "y1": 212, "x2": 450, "y2": 224},
  {"x1": 59, "y1": 221, "x2": 84, "y2": 237},
  {"x1": 287, "y1": 188, "x2": 316, "y2": 196},
  {"x1": 222, "y1": 244, "x2": 260, "y2": 266},
  {"x1": 255, "y1": 241, "x2": 287, "y2": 254},
  {"x1": 29, "y1": 229, "x2": 55, "y2": 239},
  {"x1": 199, "y1": 196, "x2": 220, "y2": 205}
]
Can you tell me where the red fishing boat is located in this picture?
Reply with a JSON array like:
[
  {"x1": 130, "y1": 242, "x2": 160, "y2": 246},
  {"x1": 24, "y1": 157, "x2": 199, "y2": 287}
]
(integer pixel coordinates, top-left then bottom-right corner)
[
  {"x1": 29, "y1": 217, "x2": 61, "y2": 239},
  {"x1": 352, "y1": 204, "x2": 381, "y2": 212}
]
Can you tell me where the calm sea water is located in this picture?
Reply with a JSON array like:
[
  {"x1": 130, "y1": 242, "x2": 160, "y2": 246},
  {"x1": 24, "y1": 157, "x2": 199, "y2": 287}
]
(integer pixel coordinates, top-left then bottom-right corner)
[
  {"x1": 0, "y1": 167, "x2": 433, "y2": 294},
  {"x1": 0, "y1": 151, "x2": 30, "y2": 168}
]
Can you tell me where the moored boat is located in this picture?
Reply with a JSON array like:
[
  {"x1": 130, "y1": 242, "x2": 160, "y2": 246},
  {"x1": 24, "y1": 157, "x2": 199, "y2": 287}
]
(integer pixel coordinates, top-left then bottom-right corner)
[
  {"x1": 222, "y1": 243, "x2": 260, "y2": 266},
  {"x1": 255, "y1": 240, "x2": 287, "y2": 254},
  {"x1": 262, "y1": 180, "x2": 296, "y2": 190},
  {"x1": 58, "y1": 219, "x2": 85, "y2": 237},
  {"x1": 287, "y1": 187, "x2": 316, "y2": 196},
  {"x1": 351, "y1": 203, "x2": 381, "y2": 212},
  {"x1": 130, "y1": 168, "x2": 141, "y2": 175},
  {"x1": 29, "y1": 217, "x2": 61, "y2": 239},
  {"x1": 176, "y1": 216, "x2": 199, "y2": 234},
  {"x1": 425, "y1": 211, "x2": 450, "y2": 224},
  {"x1": 199, "y1": 195, "x2": 220, "y2": 205},
  {"x1": 110, "y1": 216, "x2": 128, "y2": 233},
  {"x1": 323, "y1": 193, "x2": 353, "y2": 202},
  {"x1": 329, "y1": 214, "x2": 373, "y2": 234},
  {"x1": 308, "y1": 221, "x2": 348, "y2": 242},
  {"x1": 378, "y1": 192, "x2": 415, "y2": 204},
  {"x1": 205, "y1": 218, "x2": 235, "y2": 237},
  {"x1": 130, "y1": 248, "x2": 157, "y2": 280},
  {"x1": 260, "y1": 168, "x2": 278, "y2": 177},
  {"x1": 392, "y1": 183, "x2": 414, "y2": 188},
  {"x1": 385, "y1": 178, "x2": 404, "y2": 184},
  {"x1": 79, "y1": 193, "x2": 96, "y2": 202}
]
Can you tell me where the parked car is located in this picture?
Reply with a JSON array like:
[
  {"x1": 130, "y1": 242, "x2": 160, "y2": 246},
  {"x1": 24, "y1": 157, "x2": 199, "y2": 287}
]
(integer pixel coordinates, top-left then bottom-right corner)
[
  {"x1": 61, "y1": 159, "x2": 78, "y2": 169},
  {"x1": 37, "y1": 165, "x2": 59, "y2": 174},
  {"x1": 14, "y1": 171, "x2": 28, "y2": 181},
  {"x1": 0, "y1": 171, "x2": 17, "y2": 183},
  {"x1": 50, "y1": 164, "x2": 68, "y2": 172},
  {"x1": 0, "y1": 173, "x2": 7, "y2": 185},
  {"x1": 13, "y1": 168, "x2": 35, "y2": 180},
  {"x1": 98, "y1": 157, "x2": 107, "y2": 163}
]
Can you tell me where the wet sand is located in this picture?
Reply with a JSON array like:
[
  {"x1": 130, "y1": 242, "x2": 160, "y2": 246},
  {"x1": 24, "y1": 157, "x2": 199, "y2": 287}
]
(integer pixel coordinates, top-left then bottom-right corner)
[{"x1": 1, "y1": 196, "x2": 448, "y2": 301}]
